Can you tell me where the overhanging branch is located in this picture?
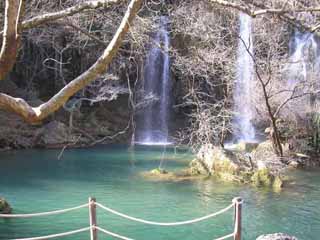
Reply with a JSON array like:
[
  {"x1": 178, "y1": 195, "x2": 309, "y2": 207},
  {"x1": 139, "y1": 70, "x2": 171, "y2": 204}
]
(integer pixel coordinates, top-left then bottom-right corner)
[
  {"x1": 0, "y1": 0, "x2": 142, "y2": 124},
  {"x1": 0, "y1": 0, "x2": 123, "y2": 35}
]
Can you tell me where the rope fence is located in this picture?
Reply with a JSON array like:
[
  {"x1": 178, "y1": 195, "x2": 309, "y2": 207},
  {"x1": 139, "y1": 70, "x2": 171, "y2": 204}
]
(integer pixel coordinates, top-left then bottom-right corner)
[
  {"x1": 95, "y1": 201, "x2": 234, "y2": 226},
  {"x1": 9, "y1": 227, "x2": 91, "y2": 240},
  {"x1": 0, "y1": 197, "x2": 243, "y2": 240},
  {"x1": 0, "y1": 203, "x2": 89, "y2": 218}
]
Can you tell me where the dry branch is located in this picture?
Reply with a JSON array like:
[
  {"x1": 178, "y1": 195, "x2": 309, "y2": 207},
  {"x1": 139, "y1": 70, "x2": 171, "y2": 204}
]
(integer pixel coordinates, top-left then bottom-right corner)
[
  {"x1": 208, "y1": 0, "x2": 320, "y2": 34},
  {"x1": 1, "y1": 0, "x2": 123, "y2": 34}
]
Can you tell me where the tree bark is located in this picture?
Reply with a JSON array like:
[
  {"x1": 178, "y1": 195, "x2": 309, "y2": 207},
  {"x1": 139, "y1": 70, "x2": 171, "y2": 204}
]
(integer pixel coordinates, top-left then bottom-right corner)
[
  {"x1": 0, "y1": 0, "x2": 24, "y2": 80},
  {"x1": 0, "y1": 0, "x2": 143, "y2": 124}
]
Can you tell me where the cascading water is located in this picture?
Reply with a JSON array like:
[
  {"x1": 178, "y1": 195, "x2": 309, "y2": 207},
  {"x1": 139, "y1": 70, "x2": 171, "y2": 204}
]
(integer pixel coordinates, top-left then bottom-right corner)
[
  {"x1": 287, "y1": 30, "x2": 318, "y2": 86},
  {"x1": 135, "y1": 17, "x2": 172, "y2": 145},
  {"x1": 285, "y1": 30, "x2": 320, "y2": 115},
  {"x1": 233, "y1": 13, "x2": 256, "y2": 142}
]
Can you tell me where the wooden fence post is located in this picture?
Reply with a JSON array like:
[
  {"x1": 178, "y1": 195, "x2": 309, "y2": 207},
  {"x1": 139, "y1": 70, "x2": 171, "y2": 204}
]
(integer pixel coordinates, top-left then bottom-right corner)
[
  {"x1": 89, "y1": 197, "x2": 97, "y2": 240},
  {"x1": 233, "y1": 197, "x2": 242, "y2": 240}
]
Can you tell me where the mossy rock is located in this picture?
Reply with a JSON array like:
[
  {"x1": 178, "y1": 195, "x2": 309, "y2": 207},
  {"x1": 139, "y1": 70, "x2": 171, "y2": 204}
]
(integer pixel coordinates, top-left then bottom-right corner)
[
  {"x1": 273, "y1": 175, "x2": 284, "y2": 191},
  {"x1": 0, "y1": 198, "x2": 12, "y2": 214},
  {"x1": 251, "y1": 168, "x2": 283, "y2": 190},
  {"x1": 189, "y1": 159, "x2": 210, "y2": 175},
  {"x1": 213, "y1": 158, "x2": 239, "y2": 175},
  {"x1": 150, "y1": 168, "x2": 168, "y2": 175},
  {"x1": 141, "y1": 169, "x2": 203, "y2": 182}
]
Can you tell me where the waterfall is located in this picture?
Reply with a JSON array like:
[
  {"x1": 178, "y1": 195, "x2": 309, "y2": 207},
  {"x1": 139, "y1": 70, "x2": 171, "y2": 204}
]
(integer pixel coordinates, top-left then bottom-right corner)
[
  {"x1": 287, "y1": 30, "x2": 318, "y2": 86},
  {"x1": 285, "y1": 30, "x2": 319, "y2": 115},
  {"x1": 233, "y1": 13, "x2": 256, "y2": 142},
  {"x1": 135, "y1": 17, "x2": 172, "y2": 145}
]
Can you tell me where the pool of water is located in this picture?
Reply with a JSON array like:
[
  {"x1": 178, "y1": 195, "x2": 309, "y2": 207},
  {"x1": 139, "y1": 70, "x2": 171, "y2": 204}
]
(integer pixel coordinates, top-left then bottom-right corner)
[{"x1": 0, "y1": 145, "x2": 319, "y2": 240}]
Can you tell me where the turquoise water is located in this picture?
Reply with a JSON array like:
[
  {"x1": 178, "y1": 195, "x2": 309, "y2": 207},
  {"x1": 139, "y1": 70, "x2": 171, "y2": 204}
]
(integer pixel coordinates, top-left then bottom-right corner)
[{"x1": 0, "y1": 145, "x2": 320, "y2": 240}]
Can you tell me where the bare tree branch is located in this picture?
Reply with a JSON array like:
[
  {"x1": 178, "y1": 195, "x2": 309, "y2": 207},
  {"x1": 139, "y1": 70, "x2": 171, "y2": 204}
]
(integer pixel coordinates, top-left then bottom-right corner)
[
  {"x1": 0, "y1": 0, "x2": 143, "y2": 124},
  {"x1": 208, "y1": 0, "x2": 320, "y2": 35},
  {"x1": 1, "y1": 0, "x2": 123, "y2": 35}
]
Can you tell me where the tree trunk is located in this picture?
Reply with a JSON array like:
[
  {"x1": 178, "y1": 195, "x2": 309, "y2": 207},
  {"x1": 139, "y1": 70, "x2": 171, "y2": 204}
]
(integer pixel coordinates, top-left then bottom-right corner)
[
  {"x1": 0, "y1": 0, "x2": 24, "y2": 80},
  {"x1": 270, "y1": 118, "x2": 283, "y2": 157}
]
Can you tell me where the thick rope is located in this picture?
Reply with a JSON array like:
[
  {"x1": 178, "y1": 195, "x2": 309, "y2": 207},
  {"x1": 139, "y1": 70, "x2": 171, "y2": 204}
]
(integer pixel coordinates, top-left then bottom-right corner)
[
  {"x1": 0, "y1": 203, "x2": 89, "y2": 218},
  {"x1": 96, "y1": 226, "x2": 135, "y2": 240},
  {"x1": 95, "y1": 202, "x2": 235, "y2": 226},
  {"x1": 213, "y1": 232, "x2": 235, "y2": 240},
  {"x1": 9, "y1": 226, "x2": 91, "y2": 240},
  {"x1": 97, "y1": 225, "x2": 234, "y2": 240}
]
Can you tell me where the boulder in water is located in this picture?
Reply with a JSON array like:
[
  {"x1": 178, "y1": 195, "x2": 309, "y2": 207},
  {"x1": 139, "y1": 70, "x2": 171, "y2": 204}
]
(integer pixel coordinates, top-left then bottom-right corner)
[
  {"x1": 190, "y1": 144, "x2": 254, "y2": 182},
  {"x1": 256, "y1": 233, "x2": 298, "y2": 240},
  {"x1": 0, "y1": 198, "x2": 12, "y2": 214},
  {"x1": 190, "y1": 144, "x2": 284, "y2": 188}
]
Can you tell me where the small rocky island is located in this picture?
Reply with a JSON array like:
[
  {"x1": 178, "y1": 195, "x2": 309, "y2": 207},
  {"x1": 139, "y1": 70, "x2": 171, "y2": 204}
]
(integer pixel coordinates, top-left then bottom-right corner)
[
  {"x1": 145, "y1": 139, "x2": 318, "y2": 192},
  {"x1": 0, "y1": 198, "x2": 12, "y2": 214}
]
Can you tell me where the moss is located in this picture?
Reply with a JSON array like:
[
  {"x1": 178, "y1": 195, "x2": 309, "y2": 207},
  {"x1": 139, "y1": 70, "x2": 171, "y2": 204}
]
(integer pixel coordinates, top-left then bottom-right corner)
[
  {"x1": 273, "y1": 176, "x2": 283, "y2": 191},
  {"x1": 150, "y1": 168, "x2": 168, "y2": 175},
  {"x1": 251, "y1": 168, "x2": 274, "y2": 186},
  {"x1": 213, "y1": 158, "x2": 239, "y2": 175},
  {"x1": 189, "y1": 159, "x2": 210, "y2": 175},
  {"x1": 251, "y1": 168, "x2": 283, "y2": 191},
  {"x1": 141, "y1": 168, "x2": 204, "y2": 182}
]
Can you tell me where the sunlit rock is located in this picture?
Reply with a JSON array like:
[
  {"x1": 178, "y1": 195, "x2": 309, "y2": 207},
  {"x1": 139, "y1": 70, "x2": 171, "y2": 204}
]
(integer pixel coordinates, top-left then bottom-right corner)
[
  {"x1": 141, "y1": 168, "x2": 203, "y2": 182},
  {"x1": 190, "y1": 143, "x2": 284, "y2": 189},
  {"x1": 150, "y1": 168, "x2": 168, "y2": 175}
]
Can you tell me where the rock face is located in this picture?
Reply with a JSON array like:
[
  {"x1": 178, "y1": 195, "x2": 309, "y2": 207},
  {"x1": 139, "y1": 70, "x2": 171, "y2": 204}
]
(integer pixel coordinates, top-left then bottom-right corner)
[
  {"x1": 256, "y1": 233, "x2": 298, "y2": 240},
  {"x1": 34, "y1": 121, "x2": 69, "y2": 147},
  {"x1": 0, "y1": 198, "x2": 12, "y2": 214}
]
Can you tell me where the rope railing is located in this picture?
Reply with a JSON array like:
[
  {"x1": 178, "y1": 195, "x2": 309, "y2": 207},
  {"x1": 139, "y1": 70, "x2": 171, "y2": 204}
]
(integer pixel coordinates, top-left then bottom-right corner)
[
  {"x1": 95, "y1": 226, "x2": 135, "y2": 240},
  {"x1": 9, "y1": 227, "x2": 91, "y2": 240},
  {"x1": 95, "y1": 201, "x2": 234, "y2": 226},
  {"x1": 94, "y1": 225, "x2": 235, "y2": 240},
  {"x1": 0, "y1": 197, "x2": 243, "y2": 240},
  {"x1": 0, "y1": 203, "x2": 89, "y2": 218}
]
